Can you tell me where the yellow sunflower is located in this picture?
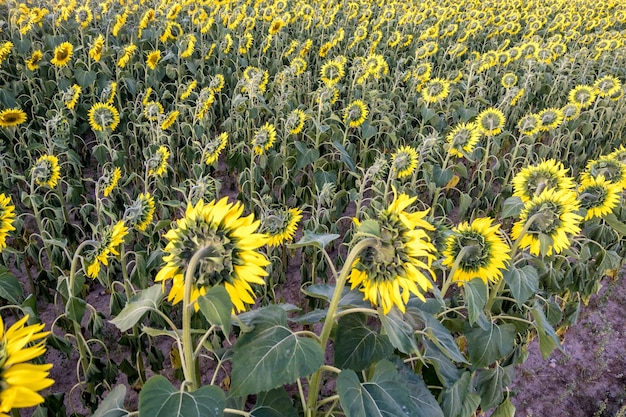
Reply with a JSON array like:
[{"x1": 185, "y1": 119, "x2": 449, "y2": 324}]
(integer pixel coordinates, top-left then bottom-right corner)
[
  {"x1": 578, "y1": 176, "x2": 622, "y2": 220},
  {"x1": 86, "y1": 221, "x2": 129, "y2": 278},
  {"x1": 391, "y1": 145, "x2": 419, "y2": 179},
  {"x1": 180, "y1": 80, "x2": 197, "y2": 100},
  {"x1": 501, "y1": 72, "x2": 518, "y2": 88},
  {"x1": 537, "y1": 108, "x2": 564, "y2": 131},
  {"x1": 89, "y1": 35, "x2": 105, "y2": 62},
  {"x1": 476, "y1": 107, "x2": 506, "y2": 136},
  {"x1": 88, "y1": 103, "x2": 120, "y2": 132},
  {"x1": 146, "y1": 50, "x2": 161, "y2": 70},
  {"x1": 25, "y1": 50, "x2": 43, "y2": 71},
  {"x1": 581, "y1": 155, "x2": 626, "y2": 189},
  {"x1": 143, "y1": 101, "x2": 164, "y2": 121},
  {"x1": 421, "y1": 78, "x2": 451, "y2": 103},
  {"x1": 0, "y1": 109, "x2": 27, "y2": 128},
  {"x1": 285, "y1": 109, "x2": 306, "y2": 135},
  {"x1": 63, "y1": 84, "x2": 81, "y2": 110},
  {"x1": 50, "y1": 42, "x2": 73, "y2": 67},
  {"x1": 512, "y1": 159, "x2": 575, "y2": 202},
  {"x1": 348, "y1": 191, "x2": 437, "y2": 314},
  {"x1": 251, "y1": 123, "x2": 277, "y2": 155},
  {"x1": 100, "y1": 166, "x2": 121, "y2": 197},
  {"x1": 263, "y1": 207, "x2": 303, "y2": 247},
  {"x1": 442, "y1": 217, "x2": 511, "y2": 285},
  {"x1": 155, "y1": 198, "x2": 270, "y2": 312},
  {"x1": 0, "y1": 42, "x2": 12, "y2": 66},
  {"x1": 147, "y1": 146, "x2": 170, "y2": 177},
  {"x1": 319, "y1": 59, "x2": 345, "y2": 86},
  {"x1": 161, "y1": 110, "x2": 179, "y2": 130},
  {"x1": 32, "y1": 155, "x2": 61, "y2": 189},
  {"x1": 205, "y1": 132, "x2": 228, "y2": 165},
  {"x1": 117, "y1": 44, "x2": 137, "y2": 68},
  {"x1": 0, "y1": 315, "x2": 54, "y2": 415},
  {"x1": 594, "y1": 75, "x2": 621, "y2": 98},
  {"x1": 561, "y1": 103, "x2": 581, "y2": 121},
  {"x1": 343, "y1": 100, "x2": 369, "y2": 128},
  {"x1": 511, "y1": 188, "x2": 582, "y2": 256},
  {"x1": 568, "y1": 85, "x2": 597, "y2": 109},
  {"x1": 124, "y1": 192, "x2": 155, "y2": 231},
  {"x1": 446, "y1": 122, "x2": 481, "y2": 158},
  {"x1": 517, "y1": 114, "x2": 542, "y2": 136},
  {"x1": 0, "y1": 194, "x2": 16, "y2": 252}
]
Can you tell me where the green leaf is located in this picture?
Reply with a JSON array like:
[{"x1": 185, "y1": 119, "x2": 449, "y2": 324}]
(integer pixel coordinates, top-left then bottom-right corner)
[
  {"x1": 397, "y1": 361, "x2": 444, "y2": 417},
  {"x1": 460, "y1": 393, "x2": 481, "y2": 417},
  {"x1": 110, "y1": 286, "x2": 163, "y2": 332},
  {"x1": 503, "y1": 265, "x2": 538, "y2": 307},
  {"x1": 379, "y1": 308, "x2": 418, "y2": 354},
  {"x1": 463, "y1": 279, "x2": 487, "y2": 327},
  {"x1": 337, "y1": 361, "x2": 419, "y2": 417},
  {"x1": 357, "y1": 219, "x2": 380, "y2": 237},
  {"x1": 532, "y1": 303, "x2": 562, "y2": 358},
  {"x1": 440, "y1": 371, "x2": 472, "y2": 417},
  {"x1": 230, "y1": 306, "x2": 324, "y2": 397},
  {"x1": 93, "y1": 385, "x2": 128, "y2": 417},
  {"x1": 420, "y1": 312, "x2": 468, "y2": 364},
  {"x1": 74, "y1": 68, "x2": 97, "y2": 88},
  {"x1": 197, "y1": 285, "x2": 232, "y2": 332},
  {"x1": 423, "y1": 340, "x2": 462, "y2": 387},
  {"x1": 294, "y1": 141, "x2": 320, "y2": 170},
  {"x1": 433, "y1": 165, "x2": 454, "y2": 187},
  {"x1": 334, "y1": 313, "x2": 393, "y2": 371},
  {"x1": 500, "y1": 196, "x2": 525, "y2": 219},
  {"x1": 603, "y1": 213, "x2": 626, "y2": 236},
  {"x1": 361, "y1": 121, "x2": 378, "y2": 141},
  {"x1": 332, "y1": 141, "x2": 356, "y2": 172},
  {"x1": 251, "y1": 388, "x2": 298, "y2": 417},
  {"x1": 465, "y1": 323, "x2": 516, "y2": 368},
  {"x1": 302, "y1": 284, "x2": 370, "y2": 308},
  {"x1": 491, "y1": 397, "x2": 516, "y2": 417},
  {"x1": 287, "y1": 231, "x2": 340, "y2": 249},
  {"x1": 0, "y1": 265, "x2": 23, "y2": 304},
  {"x1": 138, "y1": 376, "x2": 225, "y2": 417},
  {"x1": 475, "y1": 365, "x2": 513, "y2": 410},
  {"x1": 66, "y1": 296, "x2": 87, "y2": 324}
]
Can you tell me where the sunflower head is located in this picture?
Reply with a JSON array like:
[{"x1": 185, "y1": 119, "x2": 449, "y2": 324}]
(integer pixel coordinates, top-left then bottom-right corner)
[
  {"x1": 285, "y1": 109, "x2": 306, "y2": 135},
  {"x1": 0, "y1": 109, "x2": 27, "y2": 128},
  {"x1": 320, "y1": 59, "x2": 345, "y2": 86},
  {"x1": 146, "y1": 50, "x2": 161, "y2": 70},
  {"x1": 476, "y1": 108, "x2": 506, "y2": 136},
  {"x1": 391, "y1": 145, "x2": 419, "y2": 179},
  {"x1": 517, "y1": 114, "x2": 542, "y2": 136},
  {"x1": 581, "y1": 156, "x2": 626, "y2": 189},
  {"x1": 252, "y1": 123, "x2": 277, "y2": 156},
  {"x1": 0, "y1": 193, "x2": 16, "y2": 252},
  {"x1": 143, "y1": 101, "x2": 164, "y2": 121},
  {"x1": 88, "y1": 102, "x2": 120, "y2": 132},
  {"x1": 205, "y1": 132, "x2": 228, "y2": 165},
  {"x1": 147, "y1": 146, "x2": 170, "y2": 177},
  {"x1": 263, "y1": 207, "x2": 303, "y2": 247},
  {"x1": 86, "y1": 220, "x2": 129, "y2": 278},
  {"x1": 446, "y1": 122, "x2": 481, "y2": 158},
  {"x1": 512, "y1": 159, "x2": 575, "y2": 202},
  {"x1": 568, "y1": 85, "x2": 597, "y2": 108},
  {"x1": 442, "y1": 217, "x2": 510, "y2": 285},
  {"x1": 155, "y1": 198, "x2": 269, "y2": 312},
  {"x1": 421, "y1": 78, "x2": 450, "y2": 103},
  {"x1": 50, "y1": 41, "x2": 73, "y2": 67},
  {"x1": 561, "y1": 103, "x2": 581, "y2": 121},
  {"x1": 32, "y1": 155, "x2": 61, "y2": 189},
  {"x1": 100, "y1": 166, "x2": 122, "y2": 197},
  {"x1": 501, "y1": 72, "x2": 518, "y2": 88},
  {"x1": 124, "y1": 193, "x2": 155, "y2": 231},
  {"x1": 349, "y1": 191, "x2": 437, "y2": 314},
  {"x1": 578, "y1": 175, "x2": 622, "y2": 220},
  {"x1": 537, "y1": 108, "x2": 564, "y2": 131},
  {"x1": 594, "y1": 75, "x2": 621, "y2": 98},
  {"x1": 343, "y1": 100, "x2": 368, "y2": 128}
]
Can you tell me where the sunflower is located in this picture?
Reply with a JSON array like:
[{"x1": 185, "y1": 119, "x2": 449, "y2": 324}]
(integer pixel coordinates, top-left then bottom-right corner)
[
  {"x1": 510, "y1": 88, "x2": 525, "y2": 106},
  {"x1": 147, "y1": 146, "x2": 170, "y2": 177},
  {"x1": 320, "y1": 59, "x2": 345, "y2": 86},
  {"x1": 180, "y1": 81, "x2": 197, "y2": 100},
  {"x1": 180, "y1": 34, "x2": 196, "y2": 58},
  {"x1": 594, "y1": 75, "x2": 622, "y2": 98},
  {"x1": 143, "y1": 101, "x2": 164, "y2": 121},
  {"x1": 205, "y1": 132, "x2": 228, "y2": 165},
  {"x1": 221, "y1": 33, "x2": 233, "y2": 54},
  {"x1": 517, "y1": 114, "x2": 542, "y2": 136},
  {"x1": 32, "y1": 155, "x2": 61, "y2": 189},
  {"x1": 581, "y1": 156, "x2": 626, "y2": 189},
  {"x1": 561, "y1": 103, "x2": 581, "y2": 121},
  {"x1": 104, "y1": 82, "x2": 117, "y2": 105},
  {"x1": 0, "y1": 194, "x2": 16, "y2": 252},
  {"x1": 501, "y1": 72, "x2": 518, "y2": 88},
  {"x1": 608, "y1": 145, "x2": 626, "y2": 165},
  {"x1": 537, "y1": 108, "x2": 564, "y2": 131},
  {"x1": 86, "y1": 221, "x2": 129, "y2": 278},
  {"x1": 155, "y1": 198, "x2": 269, "y2": 312},
  {"x1": 161, "y1": 110, "x2": 179, "y2": 130},
  {"x1": 146, "y1": 50, "x2": 161, "y2": 70},
  {"x1": 208, "y1": 74, "x2": 225, "y2": 93},
  {"x1": 446, "y1": 122, "x2": 481, "y2": 158},
  {"x1": 50, "y1": 42, "x2": 73, "y2": 67},
  {"x1": 268, "y1": 18, "x2": 285, "y2": 35},
  {"x1": 511, "y1": 188, "x2": 582, "y2": 256},
  {"x1": 124, "y1": 193, "x2": 155, "y2": 231},
  {"x1": 476, "y1": 107, "x2": 506, "y2": 136},
  {"x1": 89, "y1": 35, "x2": 105, "y2": 61},
  {"x1": 242, "y1": 66, "x2": 269, "y2": 93},
  {"x1": 75, "y1": 5, "x2": 92, "y2": 27},
  {"x1": 100, "y1": 166, "x2": 121, "y2": 197},
  {"x1": 421, "y1": 78, "x2": 451, "y2": 103},
  {"x1": 578, "y1": 176, "x2": 622, "y2": 220},
  {"x1": 442, "y1": 217, "x2": 510, "y2": 285},
  {"x1": 285, "y1": 109, "x2": 306, "y2": 135},
  {"x1": 343, "y1": 100, "x2": 368, "y2": 128},
  {"x1": 568, "y1": 85, "x2": 597, "y2": 109},
  {"x1": 0, "y1": 315, "x2": 54, "y2": 415},
  {"x1": 264, "y1": 207, "x2": 303, "y2": 247},
  {"x1": 25, "y1": 50, "x2": 43, "y2": 71},
  {"x1": 117, "y1": 44, "x2": 137, "y2": 68},
  {"x1": 0, "y1": 109, "x2": 27, "y2": 128},
  {"x1": 88, "y1": 102, "x2": 120, "y2": 132},
  {"x1": 251, "y1": 123, "x2": 277, "y2": 155},
  {"x1": 63, "y1": 84, "x2": 81, "y2": 110},
  {"x1": 0, "y1": 42, "x2": 12, "y2": 66},
  {"x1": 391, "y1": 145, "x2": 419, "y2": 179},
  {"x1": 348, "y1": 191, "x2": 437, "y2": 314},
  {"x1": 290, "y1": 57, "x2": 307, "y2": 75},
  {"x1": 512, "y1": 159, "x2": 575, "y2": 202}
]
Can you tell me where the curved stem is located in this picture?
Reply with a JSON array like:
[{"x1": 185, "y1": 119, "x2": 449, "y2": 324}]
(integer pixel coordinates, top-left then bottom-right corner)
[{"x1": 440, "y1": 246, "x2": 473, "y2": 299}]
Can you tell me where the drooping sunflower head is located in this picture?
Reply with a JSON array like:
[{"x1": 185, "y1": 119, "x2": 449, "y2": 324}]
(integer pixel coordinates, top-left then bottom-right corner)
[
  {"x1": 147, "y1": 145, "x2": 170, "y2": 177},
  {"x1": 0, "y1": 315, "x2": 54, "y2": 415},
  {"x1": 251, "y1": 123, "x2": 277, "y2": 156},
  {"x1": 391, "y1": 145, "x2": 419, "y2": 179},
  {"x1": 511, "y1": 188, "x2": 582, "y2": 256},
  {"x1": 155, "y1": 198, "x2": 269, "y2": 312},
  {"x1": 89, "y1": 35, "x2": 105, "y2": 61},
  {"x1": 0, "y1": 109, "x2": 27, "y2": 128},
  {"x1": 124, "y1": 192, "x2": 155, "y2": 231},
  {"x1": 608, "y1": 145, "x2": 626, "y2": 165},
  {"x1": 442, "y1": 217, "x2": 511, "y2": 285},
  {"x1": 86, "y1": 220, "x2": 129, "y2": 278},
  {"x1": 446, "y1": 122, "x2": 481, "y2": 158},
  {"x1": 516, "y1": 113, "x2": 542, "y2": 136},
  {"x1": 87, "y1": 102, "x2": 120, "y2": 132},
  {"x1": 203, "y1": 132, "x2": 228, "y2": 165},
  {"x1": 561, "y1": 103, "x2": 581, "y2": 121},
  {"x1": 343, "y1": 99, "x2": 368, "y2": 128},
  {"x1": 146, "y1": 50, "x2": 161, "y2": 70},
  {"x1": 50, "y1": 41, "x2": 73, "y2": 67},
  {"x1": 143, "y1": 101, "x2": 164, "y2": 121},
  {"x1": 63, "y1": 84, "x2": 81, "y2": 110},
  {"x1": 501, "y1": 72, "x2": 518, "y2": 88},
  {"x1": 26, "y1": 50, "x2": 43, "y2": 71},
  {"x1": 578, "y1": 175, "x2": 622, "y2": 221},
  {"x1": 242, "y1": 66, "x2": 269, "y2": 93},
  {"x1": 0, "y1": 193, "x2": 16, "y2": 252},
  {"x1": 100, "y1": 166, "x2": 122, "y2": 197},
  {"x1": 348, "y1": 191, "x2": 437, "y2": 314},
  {"x1": 537, "y1": 108, "x2": 564, "y2": 131},
  {"x1": 208, "y1": 74, "x2": 226, "y2": 93},
  {"x1": 320, "y1": 59, "x2": 345, "y2": 86},
  {"x1": 32, "y1": 155, "x2": 61, "y2": 189},
  {"x1": 161, "y1": 110, "x2": 179, "y2": 130},
  {"x1": 594, "y1": 75, "x2": 622, "y2": 98},
  {"x1": 581, "y1": 155, "x2": 626, "y2": 189},
  {"x1": 568, "y1": 84, "x2": 597, "y2": 108},
  {"x1": 512, "y1": 159, "x2": 575, "y2": 202},
  {"x1": 263, "y1": 207, "x2": 303, "y2": 247},
  {"x1": 421, "y1": 78, "x2": 451, "y2": 103},
  {"x1": 285, "y1": 109, "x2": 306, "y2": 135},
  {"x1": 476, "y1": 107, "x2": 506, "y2": 136}
]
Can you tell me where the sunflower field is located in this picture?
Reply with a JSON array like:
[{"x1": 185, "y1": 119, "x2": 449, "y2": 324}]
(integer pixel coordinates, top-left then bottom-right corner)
[{"x1": 0, "y1": 0, "x2": 626, "y2": 415}]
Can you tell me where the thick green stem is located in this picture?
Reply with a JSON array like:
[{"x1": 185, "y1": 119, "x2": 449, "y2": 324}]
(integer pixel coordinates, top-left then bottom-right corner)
[
  {"x1": 440, "y1": 245, "x2": 473, "y2": 299},
  {"x1": 29, "y1": 177, "x2": 54, "y2": 268}
]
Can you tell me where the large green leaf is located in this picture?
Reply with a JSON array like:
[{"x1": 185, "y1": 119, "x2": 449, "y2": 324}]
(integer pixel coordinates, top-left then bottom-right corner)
[
  {"x1": 66, "y1": 296, "x2": 87, "y2": 324},
  {"x1": 197, "y1": 285, "x2": 232, "y2": 332},
  {"x1": 250, "y1": 388, "x2": 298, "y2": 417},
  {"x1": 287, "y1": 232, "x2": 340, "y2": 249},
  {"x1": 397, "y1": 361, "x2": 444, "y2": 417},
  {"x1": 420, "y1": 312, "x2": 468, "y2": 364},
  {"x1": 337, "y1": 361, "x2": 419, "y2": 417},
  {"x1": 422, "y1": 340, "x2": 462, "y2": 387},
  {"x1": 463, "y1": 279, "x2": 488, "y2": 328},
  {"x1": 93, "y1": 385, "x2": 128, "y2": 417},
  {"x1": 532, "y1": 303, "x2": 562, "y2": 358},
  {"x1": 379, "y1": 308, "x2": 418, "y2": 354},
  {"x1": 230, "y1": 306, "x2": 324, "y2": 397},
  {"x1": 465, "y1": 323, "x2": 516, "y2": 368},
  {"x1": 110, "y1": 286, "x2": 163, "y2": 332},
  {"x1": 301, "y1": 284, "x2": 370, "y2": 308},
  {"x1": 474, "y1": 365, "x2": 514, "y2": 410},
  {"x1": 500, "y1": 196, "x2": 524, "y2": 219},
  {"x1": 491, "y1": 397, "x2": 516, "y2": 417},
  {"x1": 440, "y1": 371, "x2": 472, "y2": 417},
  {"x1": 0, "y1": 265, "x2": 23, "y2": 304},
  {"x1": 503, "y1": 265, "x2": 538, "y2": 307},
  {"x1": 138, "y1": 376, "x2": 225, "y2": 417},
  {"x1": 334, "y1": 313, "x2": 393, "y2": 371}
]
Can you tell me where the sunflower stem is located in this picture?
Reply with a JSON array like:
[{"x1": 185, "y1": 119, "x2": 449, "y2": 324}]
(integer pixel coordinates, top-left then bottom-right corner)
[
  {"x1": 29, "y1": 176, "x2": 54, "y2": 271},
  {"x1": 440, "y1": 245, "x2": 473, "y2": 299},
  {"x1": 306, "y1": 237, "x2": 377, "y2": 416}
]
